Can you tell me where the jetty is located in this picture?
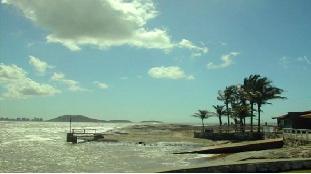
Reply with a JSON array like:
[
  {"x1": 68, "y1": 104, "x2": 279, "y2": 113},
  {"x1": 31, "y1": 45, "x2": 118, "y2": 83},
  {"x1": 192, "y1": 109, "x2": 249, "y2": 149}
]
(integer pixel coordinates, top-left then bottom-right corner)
[
  {"x1": 66, "y1": 129, "x2": 105, "y2": 144},
  {"x1": 174, "y1": 138, "x2": 284, "y2": 154}
]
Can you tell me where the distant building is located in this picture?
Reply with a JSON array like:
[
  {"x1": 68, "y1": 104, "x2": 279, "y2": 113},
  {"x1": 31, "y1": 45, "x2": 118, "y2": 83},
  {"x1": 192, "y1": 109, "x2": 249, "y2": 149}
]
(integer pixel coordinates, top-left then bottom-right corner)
[{"x1": 273, "y1": 110, "x2": 311, "y2": 129}]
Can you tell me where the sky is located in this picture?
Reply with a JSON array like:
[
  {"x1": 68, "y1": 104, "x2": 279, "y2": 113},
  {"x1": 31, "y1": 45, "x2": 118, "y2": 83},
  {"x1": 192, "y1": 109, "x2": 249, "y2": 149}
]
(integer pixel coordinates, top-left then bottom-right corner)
[{"x1": 0, "y1": 0, "x2": 310, "y2": 123}]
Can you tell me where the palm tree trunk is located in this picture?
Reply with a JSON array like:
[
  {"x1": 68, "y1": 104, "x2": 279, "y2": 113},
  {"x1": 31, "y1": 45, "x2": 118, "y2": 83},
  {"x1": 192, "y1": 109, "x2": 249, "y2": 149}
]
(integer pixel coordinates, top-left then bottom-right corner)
[
  {"x1": 226, "y1": 102, "x2": 229, "y2": 130},
  {"x1": 201, "y1": 119, "x2": 205, "y2": 133},
  {"x1": 239, "y1": 117, "x2": 243, "y2": 132},
  {"x1": 218, "y1": 115, "x2": 222, "y2": 126},
  {"x1": 250, "y1": 102, "x2": 254, "y2": 132},
  {"x1": 257, "y1": 104, "x2": 261, "y2": 132}
]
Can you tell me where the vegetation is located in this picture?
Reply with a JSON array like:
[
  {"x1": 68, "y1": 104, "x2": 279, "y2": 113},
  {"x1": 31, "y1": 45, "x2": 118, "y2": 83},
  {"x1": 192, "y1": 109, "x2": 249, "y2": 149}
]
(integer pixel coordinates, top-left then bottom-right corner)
[
  {"x1": 194, "y1": 74, "x2": 286, "y2": 133},
  {"x1": 192, "y1": 110, "x2": 214, "y2": 132},
  {"x1": 213, "y1": 105, "x2": 225, "y2": 126}
]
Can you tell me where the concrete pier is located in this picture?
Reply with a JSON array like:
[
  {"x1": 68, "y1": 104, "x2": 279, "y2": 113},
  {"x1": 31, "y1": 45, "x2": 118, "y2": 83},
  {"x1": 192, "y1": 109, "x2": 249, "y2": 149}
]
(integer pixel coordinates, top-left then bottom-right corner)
[{"x1": 66, "y1": 129, "x2": 104, "y2": 144}]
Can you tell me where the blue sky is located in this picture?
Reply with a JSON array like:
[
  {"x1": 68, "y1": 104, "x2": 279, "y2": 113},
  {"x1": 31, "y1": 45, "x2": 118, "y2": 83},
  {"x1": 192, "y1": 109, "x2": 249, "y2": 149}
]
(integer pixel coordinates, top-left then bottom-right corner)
[{"x1": 0, "y1": 0, "x2": 310, "y2": 123}]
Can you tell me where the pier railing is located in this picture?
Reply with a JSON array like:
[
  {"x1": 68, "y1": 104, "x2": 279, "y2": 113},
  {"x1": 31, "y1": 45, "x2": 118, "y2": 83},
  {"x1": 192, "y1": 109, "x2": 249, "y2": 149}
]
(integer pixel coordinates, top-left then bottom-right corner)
[
  {"x1": 67, "y1": 129, "x2": 104, "y2": 143},
  {"x1": 283, "y1": 128, "x2": 310, "y2": 145},
  {"x1": 71, "y1": 129, "x2": 97, "y2": 134}
]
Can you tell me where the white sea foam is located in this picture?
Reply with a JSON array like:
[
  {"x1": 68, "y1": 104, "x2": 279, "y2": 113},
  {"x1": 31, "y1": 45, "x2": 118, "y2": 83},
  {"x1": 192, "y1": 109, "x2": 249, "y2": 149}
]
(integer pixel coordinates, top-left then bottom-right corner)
[{"x1": 0, "y1": 121, "x2": 202, "y2": 172}]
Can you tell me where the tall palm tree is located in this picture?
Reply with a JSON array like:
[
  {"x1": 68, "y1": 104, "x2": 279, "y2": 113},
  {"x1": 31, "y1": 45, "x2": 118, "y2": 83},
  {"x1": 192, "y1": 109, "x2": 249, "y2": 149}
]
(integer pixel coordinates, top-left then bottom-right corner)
[
  {"x1": 242, "y1": 74, "x2": 261, "y2": 132},
  {"x1": 217, "y1": 86, "x2": 235, "y2": 128},
  {"x1": 253, "y1": 77, "x2": 286, "y2": 132},
  {"x1": 213, "y1": 105, "x2": 225, "y2": 126},
  {"x1": 192, "y1": 110, "x2": 214, "y2": 132}
]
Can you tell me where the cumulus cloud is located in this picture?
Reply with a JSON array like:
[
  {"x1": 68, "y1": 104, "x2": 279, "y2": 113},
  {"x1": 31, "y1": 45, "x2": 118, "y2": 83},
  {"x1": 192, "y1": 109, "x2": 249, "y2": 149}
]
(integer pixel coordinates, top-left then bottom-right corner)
[
  {"x1": 93, "y1": 81, "x2": 109, "y2": 89},
  {"x1": 51, "y1": 72, "x2": 85, "y2": 91},
  {"x1": 28, "y1": 55, "x2": 53, "y2": 73},
  {"x1": 0, "y1": 63, "x2": 60, "y2": 99},
  {"x1": 207, "y1": 52, "x2": 239, "y2": 69},
  {"x1": 178, "y1": 39, "x2": 208, "y2": 57},
  {"x1": 3, "y1": 0, "x2": 170, "y2": 51},
  {"x1": 148, "y1": 66, "x2": 194, "y2": 80},
  {"x1": 3, "y1": 0, "x2": 207, "y2": 56}
]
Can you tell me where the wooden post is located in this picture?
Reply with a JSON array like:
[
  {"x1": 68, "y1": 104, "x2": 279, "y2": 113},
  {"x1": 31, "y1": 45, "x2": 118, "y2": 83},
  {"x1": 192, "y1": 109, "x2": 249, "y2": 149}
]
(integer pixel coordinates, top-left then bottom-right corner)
[
  {"x1": 69, "y1": 116, "x2": 72, "y2": 133},
  {"x1": 66, "y1": 133, "x2": 77, "y2": 143}
]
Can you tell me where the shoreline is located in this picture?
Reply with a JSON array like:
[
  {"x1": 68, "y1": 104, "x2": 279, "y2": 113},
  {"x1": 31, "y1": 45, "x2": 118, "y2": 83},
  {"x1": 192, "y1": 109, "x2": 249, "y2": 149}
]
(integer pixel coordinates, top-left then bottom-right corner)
[{"x1": 102, "y1": 123, "x2": 311, "y2": 172}]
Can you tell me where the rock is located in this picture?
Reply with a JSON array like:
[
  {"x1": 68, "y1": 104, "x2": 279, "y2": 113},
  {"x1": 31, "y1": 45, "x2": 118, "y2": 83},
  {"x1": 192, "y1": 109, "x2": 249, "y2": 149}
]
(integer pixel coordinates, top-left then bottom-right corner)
[{"x1": 137, "y1": 141, "x2": 146, "y2": 146}]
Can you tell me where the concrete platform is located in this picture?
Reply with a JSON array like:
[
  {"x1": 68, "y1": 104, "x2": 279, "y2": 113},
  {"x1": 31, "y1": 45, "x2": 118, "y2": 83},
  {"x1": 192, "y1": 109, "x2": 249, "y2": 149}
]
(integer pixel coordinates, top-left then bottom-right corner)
[
  {"x1": 174, "y1": 138, "x2": 284, "y2": 154},
  {"x1": 160, "y1": 158, "x2": 311, "y2": 173}
]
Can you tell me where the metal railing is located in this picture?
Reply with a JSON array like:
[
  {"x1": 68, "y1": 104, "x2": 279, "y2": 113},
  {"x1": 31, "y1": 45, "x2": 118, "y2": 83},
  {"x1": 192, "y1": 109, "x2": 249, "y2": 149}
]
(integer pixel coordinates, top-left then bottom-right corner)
[{"x1": 71, "y1": 129, "x2": 97, "y2": 134}]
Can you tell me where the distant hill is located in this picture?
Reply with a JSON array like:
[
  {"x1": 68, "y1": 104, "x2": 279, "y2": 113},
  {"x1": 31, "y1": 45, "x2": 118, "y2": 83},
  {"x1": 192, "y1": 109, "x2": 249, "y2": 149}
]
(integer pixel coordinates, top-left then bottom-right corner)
[
  {"x1": 47, "y1": 115, "x2": 102, "y2": 122},
  {"x1": 141, "y1": 120, "x2": 163, "y2": 123},
  {"x1": 47, "y1": 115, "x2": 132, "y2": 123},
  {"x1": 106, "y1": 120, "x2": 132, "y2": 123}
]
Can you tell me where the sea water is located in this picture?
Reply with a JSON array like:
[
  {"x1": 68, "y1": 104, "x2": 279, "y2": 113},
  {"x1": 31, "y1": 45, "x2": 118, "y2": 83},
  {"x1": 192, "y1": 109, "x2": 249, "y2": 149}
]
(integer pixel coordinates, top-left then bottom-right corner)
[{"x1": 0, "y1": 122, "x2": 207, "y2": 172}]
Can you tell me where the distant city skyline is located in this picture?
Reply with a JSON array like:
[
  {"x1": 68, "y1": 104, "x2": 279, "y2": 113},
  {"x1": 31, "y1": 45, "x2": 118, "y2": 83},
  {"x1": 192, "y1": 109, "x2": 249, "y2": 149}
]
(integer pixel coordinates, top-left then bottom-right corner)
[{"x1": 0, "y1": 0, "x2": 310, "y2": 123}]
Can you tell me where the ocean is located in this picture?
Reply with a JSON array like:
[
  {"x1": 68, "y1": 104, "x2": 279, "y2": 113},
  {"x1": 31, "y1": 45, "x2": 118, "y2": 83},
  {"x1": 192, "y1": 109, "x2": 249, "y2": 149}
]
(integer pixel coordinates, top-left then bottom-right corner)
[{"x1": 0, "y1": 121, "x2": 208, "y2": 172}]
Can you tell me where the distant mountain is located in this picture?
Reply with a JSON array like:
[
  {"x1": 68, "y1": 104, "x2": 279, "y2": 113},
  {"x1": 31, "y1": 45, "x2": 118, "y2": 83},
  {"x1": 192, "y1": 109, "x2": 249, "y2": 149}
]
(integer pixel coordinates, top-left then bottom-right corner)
[
  {"x1": 107, "y1": 120, "x2": 132, "y2": 123},
  {"x1": 47, "y1": 115, "x2": 132, "y2": 123},
  {"x1": 141, "y1": 120, "x2": 163, "y2": 123},
  {"x1": 47, "y1": 115, "x2": 102, "y2": 122}
]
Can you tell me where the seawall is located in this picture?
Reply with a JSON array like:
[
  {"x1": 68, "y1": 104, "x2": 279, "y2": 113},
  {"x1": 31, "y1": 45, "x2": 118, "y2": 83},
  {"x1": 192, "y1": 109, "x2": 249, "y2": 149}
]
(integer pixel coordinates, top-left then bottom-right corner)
[{"x1": 160, "y1": 158, "x2": 311, "y2": 173}]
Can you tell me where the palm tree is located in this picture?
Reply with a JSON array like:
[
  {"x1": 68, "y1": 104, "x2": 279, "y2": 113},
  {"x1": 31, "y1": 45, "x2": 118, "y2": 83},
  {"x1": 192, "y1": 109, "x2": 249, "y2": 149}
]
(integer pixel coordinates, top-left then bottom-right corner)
[
  {"x1": 231, "y1": 103, "x2": 251, "y2": 132},
  {"x1": 252, "y1": 76, "x2": 286, "y2": 132},
  {"x1": 213, "y1": 105, "x2": 225, "y2": 126},
  {"x1": 192, "y1": 110, "x2": 214, "y2": 132},
  {"x1": 242, "y1": 74, "x2": 261, "y2": 132},
  {"x1": 217, "y1": 86, "x2": 235, "y2": 128}
]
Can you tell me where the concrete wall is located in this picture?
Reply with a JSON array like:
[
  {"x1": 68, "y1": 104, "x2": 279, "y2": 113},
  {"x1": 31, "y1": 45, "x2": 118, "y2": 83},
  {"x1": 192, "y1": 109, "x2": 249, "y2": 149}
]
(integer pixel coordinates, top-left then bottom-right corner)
[
  {"x1": 194, "y1": 132, "x2": 264, "y2": 141},
  {"x1": 161, "y1": 158, "x2": 311, "y2": 173}
]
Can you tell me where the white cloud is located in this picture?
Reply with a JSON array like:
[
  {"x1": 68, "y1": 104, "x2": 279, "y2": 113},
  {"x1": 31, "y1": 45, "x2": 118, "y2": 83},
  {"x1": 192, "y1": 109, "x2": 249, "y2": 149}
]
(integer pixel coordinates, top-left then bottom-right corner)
[
  {"x1": 297, "y1": 56, "x2": 311, "y2": 65},
  {"x1": 28, "y1": 55, "x2": 53, "y2": 73},
  {"x1": 51, "y1": 72, "x2": 85, "y2": 91},
  {"x1": 3, "y1": 0, "x2": 208, "y2": 57},
  {"x1": 120, "y1": 76, "x2": 129, "y2": 80},
  {"x1": 178, "y1": 39, "x2": 208, "y2": 57},
  {"x1": 279, "y1": 56, "x2": 290, "y2": 68},
  {"x1": 3, "y1": 0, "x2": 171, "y2": 51},
  {"x1": 0, "y1": 63, "x2": 60, "y2": 99},
  {"x1": 279, "y1": 56, "x2": 311, "y2": 69},
  {"x1": 207, "y1": 52, "x2": 239, "y2": 69},
  {"x1": 93, "y1": 81, "x2": 109, "y2": 89},
  {"x1": 148, "y1": 66, "x2": 194, "y2": 80}
]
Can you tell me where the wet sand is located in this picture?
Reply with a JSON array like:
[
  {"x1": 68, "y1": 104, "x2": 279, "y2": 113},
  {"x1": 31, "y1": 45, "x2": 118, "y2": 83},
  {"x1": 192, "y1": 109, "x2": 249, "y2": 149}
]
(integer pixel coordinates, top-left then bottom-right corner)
[{"x1": 104, "y1": 123, "x2": 229, "y2": 146}]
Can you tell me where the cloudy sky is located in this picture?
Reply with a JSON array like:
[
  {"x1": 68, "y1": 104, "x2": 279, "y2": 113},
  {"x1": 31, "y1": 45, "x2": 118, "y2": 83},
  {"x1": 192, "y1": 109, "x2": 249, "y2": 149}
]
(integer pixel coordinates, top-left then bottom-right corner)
[{"x1": 0, "y1": 0, "x2": 310, "y2": 123}]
